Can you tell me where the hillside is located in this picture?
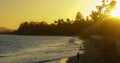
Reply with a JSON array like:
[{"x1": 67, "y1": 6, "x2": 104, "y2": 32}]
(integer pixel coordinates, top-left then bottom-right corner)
[{"x1": 0, "y1": 27, "x2": 13, "y2": 33}]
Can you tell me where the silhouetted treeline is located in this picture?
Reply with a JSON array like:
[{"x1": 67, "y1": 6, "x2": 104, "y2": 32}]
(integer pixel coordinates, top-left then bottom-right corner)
[
  {"x1": 0, "y1": 31, "x2": 12, "y2": 34},
  {"x1": 14, "y1": 13, "x2": 88, "y2": 36},
  {"x1": 13, "y1": 0, "x2": 120, "y2": 38}
]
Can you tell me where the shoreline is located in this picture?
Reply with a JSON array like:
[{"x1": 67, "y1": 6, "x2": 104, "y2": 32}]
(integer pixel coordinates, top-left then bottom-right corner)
[{"x1": 61, "y1": 38, "x2": 120, "y2": 63}]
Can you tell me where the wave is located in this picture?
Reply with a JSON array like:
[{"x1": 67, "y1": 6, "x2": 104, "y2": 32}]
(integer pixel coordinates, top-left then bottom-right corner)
[{"x1": 0, "y1": 35, "x2": 84, "y2": 63}]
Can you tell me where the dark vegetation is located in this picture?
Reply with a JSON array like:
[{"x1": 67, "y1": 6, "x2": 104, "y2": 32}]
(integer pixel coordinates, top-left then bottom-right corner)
[
  {"x1": 1, "y1": 0, "x2": 119, "y2": 63},
  {"x1": 13, "y1": 13, "x2": 86, "y2": 36},
  {"x1": 12, "y1": 0, "x2": 120, "y2": 38},
  {"x1": 14, "y1": 1, "x2": 120, "y2": 62}
]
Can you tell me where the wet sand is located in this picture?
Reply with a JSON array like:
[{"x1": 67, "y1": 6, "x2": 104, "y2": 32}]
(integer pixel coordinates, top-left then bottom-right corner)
[
  {"x1": 60, "y1": 58, "x2": 68, "y2": 63},
  {"x1": 61, "y1": 54, "x2": 97, "y2": 63},
  {"x1": 64, "y1": 53, "x2": 120, "y2": 63},
  {"x1": 61, "y1": 38, "x2": 120, "y2": 63}
]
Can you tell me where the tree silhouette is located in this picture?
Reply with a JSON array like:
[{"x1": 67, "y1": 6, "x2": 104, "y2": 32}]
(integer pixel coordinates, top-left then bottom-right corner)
[
  {"x1": 10, "y1": 1, "x2": 120, "y2": 63},
  {"x1": 11, "y1": 0, "x2": 120, "y2": 38}
]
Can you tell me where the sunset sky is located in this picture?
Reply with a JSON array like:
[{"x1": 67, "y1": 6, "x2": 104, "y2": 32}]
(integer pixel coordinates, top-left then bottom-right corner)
[{"x1": 0, "y1": 0, "x2": 100, "y2": 29}]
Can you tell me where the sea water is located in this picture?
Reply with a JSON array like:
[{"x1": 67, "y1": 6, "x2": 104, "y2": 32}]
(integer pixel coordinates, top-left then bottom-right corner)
[{"x1": 0, "y1": 35, "x2": 84, "y2": 63}]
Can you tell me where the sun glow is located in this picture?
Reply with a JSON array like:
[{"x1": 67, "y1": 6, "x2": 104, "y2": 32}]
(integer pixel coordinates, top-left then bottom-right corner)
[
  {"x1": 110, "y1": 0, "x2": 120, "y2": 17},
  {"x1": 110, "y1": 8, "x2": 120, "y2": 17}
]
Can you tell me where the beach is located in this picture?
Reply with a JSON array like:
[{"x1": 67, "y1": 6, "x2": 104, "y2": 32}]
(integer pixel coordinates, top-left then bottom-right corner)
[{"x1": 61, "y1": 37, "x2": 120, "y2": 63}]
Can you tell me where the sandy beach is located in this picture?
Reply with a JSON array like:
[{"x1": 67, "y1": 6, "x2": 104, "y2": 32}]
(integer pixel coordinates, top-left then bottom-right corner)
[{"x1": 61, "y1": 38, "x2": 120, "y2": 63}]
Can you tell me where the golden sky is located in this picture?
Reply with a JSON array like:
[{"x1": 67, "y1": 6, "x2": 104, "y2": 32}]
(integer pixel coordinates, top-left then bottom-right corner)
[{"x1": 0, "y1": 0, "x2": 99, "y2": 29}]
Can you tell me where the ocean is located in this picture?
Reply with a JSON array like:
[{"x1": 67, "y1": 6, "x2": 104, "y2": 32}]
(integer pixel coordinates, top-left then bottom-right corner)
[{"x1": 0, "y1": 35, "x2": 84, "y2": 63}]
